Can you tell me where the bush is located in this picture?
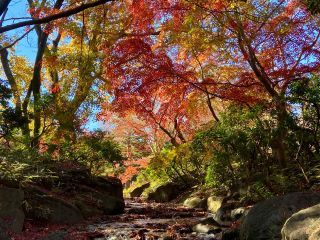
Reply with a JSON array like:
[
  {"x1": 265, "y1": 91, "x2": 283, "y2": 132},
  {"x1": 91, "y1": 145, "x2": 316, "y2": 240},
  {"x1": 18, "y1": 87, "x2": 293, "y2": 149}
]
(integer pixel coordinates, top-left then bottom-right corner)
[{"x1": 46, "y1": 132, "x2": 124, "y2": 175}]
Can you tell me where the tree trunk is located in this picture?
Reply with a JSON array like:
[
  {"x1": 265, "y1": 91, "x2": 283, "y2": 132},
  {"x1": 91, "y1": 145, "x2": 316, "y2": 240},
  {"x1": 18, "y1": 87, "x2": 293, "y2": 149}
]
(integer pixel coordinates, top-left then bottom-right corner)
[{"x1": 31, "y1": 32, "x2": 48, "y2": 148}]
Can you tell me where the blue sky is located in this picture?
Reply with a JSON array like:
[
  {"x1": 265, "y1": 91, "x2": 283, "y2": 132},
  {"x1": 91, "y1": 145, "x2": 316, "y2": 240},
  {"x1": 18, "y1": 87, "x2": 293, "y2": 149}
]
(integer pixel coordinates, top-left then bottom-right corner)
[
  {"x1": 6, "y1": 1, "x2": 38, "y2": 62},
  {"x1": 4, "y1": 1, "x2": 106, "y2": 131}
]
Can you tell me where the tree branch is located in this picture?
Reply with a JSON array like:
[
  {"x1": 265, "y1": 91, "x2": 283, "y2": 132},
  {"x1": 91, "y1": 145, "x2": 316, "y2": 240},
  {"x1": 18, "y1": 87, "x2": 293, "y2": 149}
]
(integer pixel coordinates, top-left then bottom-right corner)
[{"x1": 0, "y1": 0, "x2": 114, "y2": 33}]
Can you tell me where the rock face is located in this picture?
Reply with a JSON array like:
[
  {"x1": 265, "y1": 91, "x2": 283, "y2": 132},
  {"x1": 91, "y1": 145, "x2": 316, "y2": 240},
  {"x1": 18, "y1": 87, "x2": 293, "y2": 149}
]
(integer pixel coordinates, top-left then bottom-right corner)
[
  {"x1": 130, "y1": 183, "x2": 150, "y2": 198},
  {"x1": 147, "y1": 182, "x2": 186, "y2": 203},
  {"x1": 0, "y1": 187, "x2": 25, "y2": 233},
  {"x1": 240, "y1": 192, "x2": 320, "y2": 240},
  {"x1": 281, "y1": 203, "x2": 320, "y2": 240},
  {"x1": 24, "y1": 169, "x2": 125, "y2": 222},
  {"x1": 24, "y1": 185, "x2": 84, "y2": 224},
  {"x1": 40, "y1": 230, "x2": 68, "y2": 240}
]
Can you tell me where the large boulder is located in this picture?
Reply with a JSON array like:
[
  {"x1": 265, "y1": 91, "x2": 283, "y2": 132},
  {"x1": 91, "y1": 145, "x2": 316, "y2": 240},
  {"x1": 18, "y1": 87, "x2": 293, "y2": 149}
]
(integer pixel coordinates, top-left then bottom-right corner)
[
  {"x1": 240, "y1": 192, "x2": 320, "y2": 240},
  {"x1": 147, "y1": 182, "x2": 186, "y2": 203},
  {"x1": 0, "y1": 187, "x2": 25, "y2": 233},
  {"x1": 281, "y1": 203, "x2": 320, "y2": 240},
  {"x1": 130, "y1": 183, "x2": 150, "y2": 198},
  {"x1": 23, "y1": 169, "x2": 125, "y2": 223},
  {"x1": 23, "y1": 185, "x2": 83, "y2": 224}
]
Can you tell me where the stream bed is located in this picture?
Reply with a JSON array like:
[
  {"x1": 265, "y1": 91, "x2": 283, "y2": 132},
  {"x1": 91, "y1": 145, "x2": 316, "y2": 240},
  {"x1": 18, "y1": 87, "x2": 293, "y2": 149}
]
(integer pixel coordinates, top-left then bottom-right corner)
[{"x1": 87, "y1": 199, "x2": 220, "y2": 240}]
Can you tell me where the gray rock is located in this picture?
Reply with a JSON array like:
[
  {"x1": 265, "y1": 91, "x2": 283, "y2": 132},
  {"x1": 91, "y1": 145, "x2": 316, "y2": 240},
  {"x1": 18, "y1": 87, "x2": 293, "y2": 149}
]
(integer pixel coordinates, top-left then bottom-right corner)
[
  {"x1": 192, "y1": 217, "x2": 222, "y2": 234},
  {"x1": 207, "y1": 196, "x2": 224, "y2": 213},
  {"x1": 74, "y1": 184, "x2": 125, "y2": 216},
  {"x1": 147, "y1": 182, "x2": 185, "y2": 203},
  {"x1": 281, "y1": 203, "x2": 320, "y2": 240},
  {"x1": 221, "y1": 228, "x2": 240, "y2": 240},
  {"x1": 41, "y1": 230, "x2": 67, "y2": 240},
  {"x1": 130, "y1": 183, "x2": 150, "y2": 198},
  {"x1": 240, "y1": 192, "x2": 320, "y2": 240},
  {"x1": 222, "y1": 228, "x2": 240, "y2": 240},
  {"x1": 209, "y1": 201, "x2": 241, "y2": 225},
  {"x1": 183, "y1": 196, "x2": 207, "y2": 209},
  {"x1": 231, "y1": 207, "x2": 248, "y2": 221},
  {"x1": 0, "y1": 230, "x2": 10, "y2": 240},
  {"x1": 0, "y1": 187, "x2": 25, "y2": 233},
  {"x1": 24, "y1": 187, "x2": 83, "y2": 224}
]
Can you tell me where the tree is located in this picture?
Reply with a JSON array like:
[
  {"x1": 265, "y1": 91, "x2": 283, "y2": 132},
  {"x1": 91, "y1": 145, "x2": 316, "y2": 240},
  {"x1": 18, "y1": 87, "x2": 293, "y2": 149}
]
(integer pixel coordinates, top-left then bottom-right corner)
[
  {"x1": 0, "y1": 0, "x2": 119, "y2": 147},
  {"x1": 103, "y1": 0, "x2": 320, "y2": 166}
]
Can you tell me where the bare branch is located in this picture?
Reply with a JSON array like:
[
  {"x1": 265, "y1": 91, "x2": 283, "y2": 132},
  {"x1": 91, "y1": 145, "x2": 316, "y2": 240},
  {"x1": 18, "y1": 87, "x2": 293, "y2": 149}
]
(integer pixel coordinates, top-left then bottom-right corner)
[
  {"x1": 0, "y1": 0, "x2": 114, "y2": 33},
  {"x1": 0, "y1": 27, "x2": 35, "y2": 51}
]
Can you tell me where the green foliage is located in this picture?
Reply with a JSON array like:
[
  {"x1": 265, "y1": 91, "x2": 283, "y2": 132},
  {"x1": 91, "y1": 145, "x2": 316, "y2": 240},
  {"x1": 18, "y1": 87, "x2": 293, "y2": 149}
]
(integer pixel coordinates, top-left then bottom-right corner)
[
  {"x1": 147, "y1": 143, "x2": 207, "y2": 186},
  {"x1": 0, "y1": 146, "x2": 56, "y2": 184},
  {"x1": 304, "y1": 0, "x2": 320, "y2": 14},
  {"x1": 0, "y1": 131, "x2": 124, "y2": 185},
  {"x1": 0, "y1": 80, "x2": 28, "y2": 138},
  {"x1": 52, "y1": 132, "x2": 124, "y2": 175}
]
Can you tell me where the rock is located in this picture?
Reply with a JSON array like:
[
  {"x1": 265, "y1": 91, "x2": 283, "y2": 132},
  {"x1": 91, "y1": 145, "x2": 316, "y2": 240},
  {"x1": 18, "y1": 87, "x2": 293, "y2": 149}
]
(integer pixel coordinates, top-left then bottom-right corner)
[
  {"x1": 216, "y1": 201, "x2": 240, "y2": 222},
  {"x1": 207, "y1": 196, "x2": 224, "y2": 213},
  {"x1": 0, "y1": 187, "x2": 25, "y2": 233},
  {"x1": 24, "y1": 170, "x2": 124, "y2": 221},
  {"x1": 74, "y1": 198, "x2": 103, "y2": 218},
  {"x1": 0, "y1": 230, "x2": 10, "y2": 240},
  {"x1": 162, "y1": 236, "x2": 174, "y2": 240},
  {"x1": 281, "y1": 203, "x2": 320, "y2": 240},
  {"x1": 130, "y1": 183, "x2": 150, "y2": 198},
  {"x1": 192, "y1": 217, "x2": 222, "y2": 234},
  {"x1": 147, "y1": 182, "x2": 186, "y2": 203},
  {"x1": 240, "y1": 192, "x2": 320, "y2": 240},
  {"x1": 97, "y1": 194, "x2": 125, "y2": 214},
  {"x1": 24, "y1": 186, "x2": 83, "y2": 224},
  {"x1": 222, "y1": 228, "x2": 240, "y2": 240},
  {"x1": 74, "y1": 184, "x2": 124, "y2": 216},
  {"x1": 40, "y1": 230, "x2": 68, "y2": 240},
  {"x1": 183, "y1": 196, "x2": 207, "y2": 209},
  {"x1": 89, "y1": 176, "x2": 124, "y2": 200},
  {"x1": 230, "y1": 207, "x2": 248, "y2": 221}
]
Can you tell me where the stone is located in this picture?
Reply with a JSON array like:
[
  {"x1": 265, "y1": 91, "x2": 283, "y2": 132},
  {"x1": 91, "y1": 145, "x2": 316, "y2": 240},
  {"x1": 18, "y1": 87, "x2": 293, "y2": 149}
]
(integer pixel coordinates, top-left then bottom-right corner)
[
  {"x1": 207, "y1": 196, "x2": 224, "y2": 213},
  {"x1": 216, "y1": 201, "x2": 240, "y2": 223},
  {"x1": 24, "y1": 170, "x2": 125, "y2": 221},
  {"x1": 222, "y1": 228, "x2": 240, "y2": 240},
  {"x1": 24, "y1": 186, "x2": 83, "y2": 224},
  {"x1": 281, "y1": 203, "x2": 320, "y2": 240},
  {"x1": 230, "y1": 207, "x2": 248, "y2": 221},
  {"x1": 192, "y1": 217, "x2": 222, "y2": 234},
  {"x1": 40, "y1": 230, "x2": 68, "y2": 240},
  {"x1": 97, "y1": 194, "x2": 125, "y2": 214},
  {"x1": 183, "y1": 196, "x2": 207, "y2": 209},
  {"x1": 0, "y1": 187, "x2": 25, "y2": 233},
  {"x1": 74, "y1": 184, "x2": 125, "y2": 216},
  {"x1": 130, "y1": 183, "x2": 150, "y2": 198},
  {"x1": 0, "y1": 230, "x2": 10, "y2": 240},
  {"x1": 74, "y1": 198, "x2": 103, "y2": 219},
  {"x1": 240, "y1": 192, "x2": 320, "y2": 240},
  {"x1": 147, "y1": 182, "x2": 185, "y2": 203}
]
